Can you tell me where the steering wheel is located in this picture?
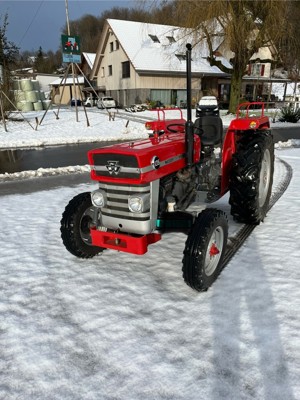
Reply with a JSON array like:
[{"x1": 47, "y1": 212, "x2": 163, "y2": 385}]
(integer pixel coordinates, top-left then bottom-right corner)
[{"x1": 166, "y1": 123, "x2": 185, "y2": 133}]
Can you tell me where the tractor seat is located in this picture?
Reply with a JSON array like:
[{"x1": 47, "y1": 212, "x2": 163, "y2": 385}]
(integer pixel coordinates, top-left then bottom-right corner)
[{"x1": 194, "y1": 116, "x2": 223, "y2": 146}]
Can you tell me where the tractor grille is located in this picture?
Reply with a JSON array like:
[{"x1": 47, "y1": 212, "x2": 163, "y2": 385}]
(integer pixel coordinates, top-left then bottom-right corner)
[
  {"x1": 92, "y1": 153, "x2": 140, "y2": 179},
  {"x1": 99, "y1": 182, "x2": 151, "y2": 222}
]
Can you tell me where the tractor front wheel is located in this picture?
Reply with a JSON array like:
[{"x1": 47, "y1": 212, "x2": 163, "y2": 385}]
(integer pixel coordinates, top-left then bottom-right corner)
[
  {"x1": 60, "y1": 192, "x2": 104, "y2": 258},
  {"x1": 182, "y1": 208, "x2": 228, "y2": 291},
  {"x1": 229, "y1": 131, "x2": 274, "y2": 224}
]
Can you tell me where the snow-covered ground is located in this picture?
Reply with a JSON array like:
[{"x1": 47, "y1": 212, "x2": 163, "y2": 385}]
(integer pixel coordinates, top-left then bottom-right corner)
[
  {"x1": 0, "y1": 108, "x2": 300, "y2": 399},
  {"x1": 0, "y1": 106, "x2": 297, "y2": 150},
  {"x1": 0, "y1": 106, "x2": 299, "y2": 181},
  {"x1": 0, "y1": 108, "x2": 149, "y2": 150}
]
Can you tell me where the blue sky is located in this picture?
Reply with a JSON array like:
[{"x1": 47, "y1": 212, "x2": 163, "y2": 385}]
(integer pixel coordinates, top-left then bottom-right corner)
[{"x1": 0, "y1": 0, "x2": 136, "y2": 53}]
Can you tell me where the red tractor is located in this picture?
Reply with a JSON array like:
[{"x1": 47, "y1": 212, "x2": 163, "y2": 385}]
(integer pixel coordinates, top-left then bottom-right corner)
[{"x1": 61, "y1": 44, "x2": 274, "y2": 292}]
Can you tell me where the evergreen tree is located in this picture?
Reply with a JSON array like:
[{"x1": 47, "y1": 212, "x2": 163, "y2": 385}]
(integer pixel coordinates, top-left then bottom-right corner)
[
  {"x1": 0, "y1": 13, "x2": 19, "y2": 97},
  {"x1": 34, "y1": 46, "x2": 45, "y2": 72}
]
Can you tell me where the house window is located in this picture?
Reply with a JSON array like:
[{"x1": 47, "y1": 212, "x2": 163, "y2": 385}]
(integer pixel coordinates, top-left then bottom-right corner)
[
  {"x1": 108, "y1": 65, "x2": 112, "y2": 76},
  {"x1": 166, "y1": 36, "x2": 175, "y2": 44},
  {"x1": 251, "y1": 63, "x2": 265, "y2": 76},
  {"x1": 115, "y1": 40, "x2": 119, "y2": 50},
  {"x1": 122, "y1": 61, "x2": 130, "y2": 78},
  {"x1": 101, "y1": 67, "x2": 105, "y2": 78},
  {"x1": 150, "y1": 89, "x2": 171, "y2": 106},
  {"x1": 149, "y1": 34, "x2": 160, "y2": 43},
  {"x1": 175, "y1": 54, "x2": 187, "y2": 61},
  {"x1": 110, "y1": 42, "x2": 114, "y2": 52}
]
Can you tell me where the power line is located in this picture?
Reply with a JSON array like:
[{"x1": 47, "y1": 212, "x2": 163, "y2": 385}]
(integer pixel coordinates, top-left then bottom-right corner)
[{"x1": 17, "y1": 0, "x2": 44, "y2": 48}]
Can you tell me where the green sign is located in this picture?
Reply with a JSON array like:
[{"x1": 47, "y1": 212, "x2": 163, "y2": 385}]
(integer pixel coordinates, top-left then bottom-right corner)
[{"x1": 61, "y1": 34, "x2": 81, "y2": 63}]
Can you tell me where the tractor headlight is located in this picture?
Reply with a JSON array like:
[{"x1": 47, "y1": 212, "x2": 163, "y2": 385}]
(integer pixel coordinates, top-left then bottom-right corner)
[
  {"x1": 91, "y1": 189, "x2": 106, "y2": 207},
  {"x1": 128, "y1": 193, "x2": 150, "y2": 213}
]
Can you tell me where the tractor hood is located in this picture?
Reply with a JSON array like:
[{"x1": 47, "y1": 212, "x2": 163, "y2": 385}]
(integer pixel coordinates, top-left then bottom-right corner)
[{"x1": 88, "y1": 133, "x2": 200, "y2": 185}]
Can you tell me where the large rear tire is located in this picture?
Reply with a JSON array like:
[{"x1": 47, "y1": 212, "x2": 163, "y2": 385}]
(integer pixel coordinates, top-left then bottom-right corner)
[
  {"x1": 60, "y1": 192, "x2": 104, "y2": 258},
  {"x1": 229, "y1": 130, "x2": 274, "y2": 224},
  {"x1": 182, "y1": 208, "x2": 228, "y2": 292}
]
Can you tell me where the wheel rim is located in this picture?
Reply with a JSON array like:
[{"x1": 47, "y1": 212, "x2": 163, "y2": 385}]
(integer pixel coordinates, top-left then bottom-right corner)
[
  {"x1": 259, "y1": 149, "x2": 271, "y2": 207},
  {"x1": 204, "y1": 226, "x2": 224, "y2": 276},
  {"x1": 79, "y1": 207, "x2": 95, "y2": 245}
]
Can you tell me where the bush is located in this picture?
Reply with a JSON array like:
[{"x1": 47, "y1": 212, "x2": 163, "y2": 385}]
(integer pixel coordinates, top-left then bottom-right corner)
[{"x1": 279, "y1": 106, "x2": 300, "y2": 123}]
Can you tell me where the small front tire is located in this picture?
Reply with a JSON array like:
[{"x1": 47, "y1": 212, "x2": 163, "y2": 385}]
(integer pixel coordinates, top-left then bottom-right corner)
[
  {"x1": 182, "y1": 208, "x2": 228, "y2": 291},
  {"x1": 60, "y1": 192, "x2": 103, "y2": 258}
]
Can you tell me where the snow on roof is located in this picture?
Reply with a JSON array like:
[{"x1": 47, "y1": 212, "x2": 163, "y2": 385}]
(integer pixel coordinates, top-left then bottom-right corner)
[
  {"x1": 82, "y1": 52, "x2": 96, "y2": 69},
  {"x1": 50, "y1": 76, "x2": 85, "y2": 85},
  {"x1": 107, "y1": 19, "x2": 230, "y2": 76}
]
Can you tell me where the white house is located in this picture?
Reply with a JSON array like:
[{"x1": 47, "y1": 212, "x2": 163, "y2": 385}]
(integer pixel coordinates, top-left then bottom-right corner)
[
  {"x1": 90, "y1": 19, "x2": 231, "y2": 108},
  {"x1": 90, "y1": 19, "x2": 291, "y2": 108}
]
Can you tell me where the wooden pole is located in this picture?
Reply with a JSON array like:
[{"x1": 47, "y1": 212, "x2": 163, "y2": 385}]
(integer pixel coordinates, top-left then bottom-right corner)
[
  {"x1": 0, "y1": 90, "x2": 7, "y2": 132},
  {"x1": 64, "y1": 0, "x2": 89, "y2": 126},
  {"x1": 65, "y1": 0, "x2": 71, "y2": 35}
]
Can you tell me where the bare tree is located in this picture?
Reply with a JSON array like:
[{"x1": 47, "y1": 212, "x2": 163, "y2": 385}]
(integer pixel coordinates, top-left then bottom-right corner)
[
  {"x1": 169, "y1": 0, "x2": 292, "y2": 112},
  {"x1": 276, "y1": 1, "x2": 300, "y2": 92}
]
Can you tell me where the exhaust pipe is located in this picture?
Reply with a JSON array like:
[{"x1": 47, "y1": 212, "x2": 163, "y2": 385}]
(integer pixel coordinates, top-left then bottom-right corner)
[{"x1": 185, "y1": 43, "x2": 194, "y2": 167}]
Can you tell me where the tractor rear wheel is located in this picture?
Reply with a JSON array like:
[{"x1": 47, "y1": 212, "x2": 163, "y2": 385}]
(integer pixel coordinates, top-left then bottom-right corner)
[
  {"x1": 229, "y1": 130, "x2": 274, "y2": 224},
  {"x1": 60, "y1": 192, "x2": 104, "y2": 258},
  {"x1": 182, "y1": 208, "x2": 228, "y2": 291}
]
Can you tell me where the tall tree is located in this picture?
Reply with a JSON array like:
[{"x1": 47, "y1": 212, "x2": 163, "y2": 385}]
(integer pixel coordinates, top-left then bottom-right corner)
[
  {"x1": 34, "y1": 46, "x2": 45, "y2": 72},
  {"x1": 169, "y1": 0, "x2": 292, "y2": 112},
  {"x1": 0, "y1": 13, "x2": 19, "y2": 96},
  {"x1": 275, "y1": 1, "x2": 300, "y2": 87}
]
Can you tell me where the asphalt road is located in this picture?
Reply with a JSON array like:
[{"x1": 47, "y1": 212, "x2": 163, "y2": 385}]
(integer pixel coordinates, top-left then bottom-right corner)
[
  {"x1": 0, "y1": 126, "x2": 299, "y2": 196},
  {"x1": 1, "y1": 126, "x2": 299, "y2": 175},
  {"x1": 0, "y1": 171, "x2": 91, "y2": 196},
  {"x1": 0, "y1": 141, "x2": 122, "y2": 174}
]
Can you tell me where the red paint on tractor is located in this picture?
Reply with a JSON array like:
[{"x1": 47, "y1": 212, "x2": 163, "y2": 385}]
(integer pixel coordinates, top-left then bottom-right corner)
[
  {"x1": 90, "y1": 229, "x2": 161, "y2": 255},
  {"x1": 88, "y1": 132, "x2": 200, "y2": 185},
  {"x1": 209, "y1": 243, "x2": 220, "y2": 256}
]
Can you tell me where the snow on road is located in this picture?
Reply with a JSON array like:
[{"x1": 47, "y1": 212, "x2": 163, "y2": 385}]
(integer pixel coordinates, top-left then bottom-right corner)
[
  {"x1": 0, "y1": 108, "x2": 300, "y2": 399},
  {"x1": 0, "y1": 147, "x2": 299, "y2": 400}
]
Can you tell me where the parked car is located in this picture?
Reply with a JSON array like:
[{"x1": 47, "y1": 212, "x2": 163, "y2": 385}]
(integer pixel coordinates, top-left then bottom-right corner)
[
  {"x1": 97, "y1": 96, "x2": 116, "y2": 109},
  {"x1": 196, "y1": 96, "x2": 219, "y2": 117},
  {"x1": 84, "y1": 97, "x2": 97, "y2": 107},
  {"x1": 71, "y1": 98, "x2": 82, "y2": 106}
]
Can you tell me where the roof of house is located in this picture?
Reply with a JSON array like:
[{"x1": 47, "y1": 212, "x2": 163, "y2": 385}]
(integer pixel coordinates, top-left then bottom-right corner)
[
  {"x1": 50, "y1": 76, "x2": 85, "y2": 86},
  {"x1": 96, "y1": 19, "x2": 231, "y2": 76},
  {"x1": 82, "y1": 52, "x2": 96, "y2": 69}
]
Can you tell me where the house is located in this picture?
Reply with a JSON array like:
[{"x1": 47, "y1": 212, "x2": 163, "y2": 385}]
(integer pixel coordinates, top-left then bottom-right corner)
[
  {"x1": 50, "y1": 75, "x2": 85, "y2": 105},
  {"x1": 239, "y1": 46, "x2": 290, "y2": 104},
  {"x1": 79, "y1": 52, "x2": 100, "y2": 98},
  {"x1": 90, "y1": 19, "x2": 231, "y2": 108},
  {"x1": 212, "y1": 32, "x2": 291, "y2": 105},
  {"x1": 81, "y1": 52, "x2": 96, "y2": 77},
  {"x1": 46, "y1": 53, "x2": 96, "y2": 105},
  {"x1": 91, "y1": 19, "x2": 291, "y2": 108}
]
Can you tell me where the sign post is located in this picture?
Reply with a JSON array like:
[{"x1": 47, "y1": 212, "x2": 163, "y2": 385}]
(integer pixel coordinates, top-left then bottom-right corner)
[
  {"x1": 61, "y1": 34, "x2": 81, "y2": 64},
  {"x1": 40, "y1": 0, "x2": 90, "y2": 126}
]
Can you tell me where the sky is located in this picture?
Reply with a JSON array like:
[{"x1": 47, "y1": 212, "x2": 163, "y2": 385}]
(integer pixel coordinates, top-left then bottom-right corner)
[
  {"x1": 0, "y1": 108, "x2": 299, "y2": 399},
  {"x1": 0, "y1": 0, "x2": 137, "y2": 52}
]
